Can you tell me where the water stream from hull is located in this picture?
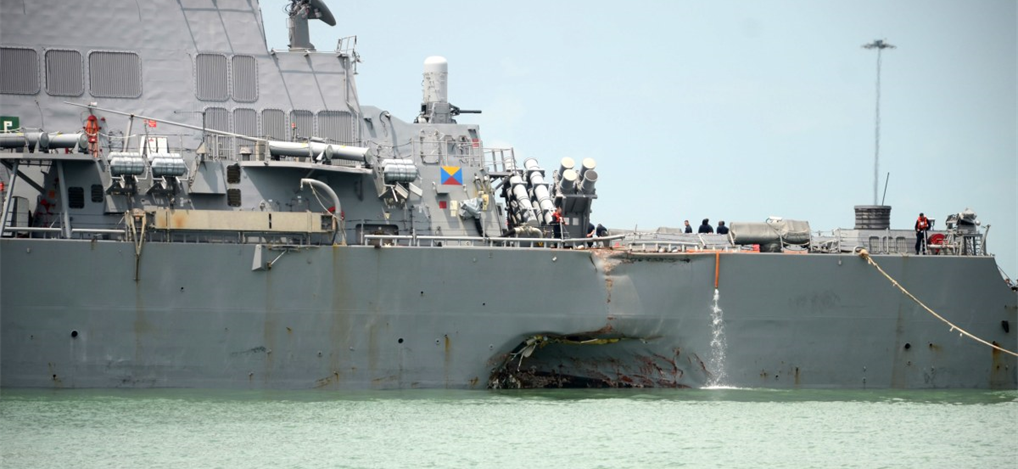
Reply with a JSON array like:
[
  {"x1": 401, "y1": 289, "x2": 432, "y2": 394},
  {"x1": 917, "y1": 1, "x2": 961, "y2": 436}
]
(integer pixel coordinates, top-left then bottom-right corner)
[{"x1": 706, "y1": 288, "x2": 728, "y2": 387}]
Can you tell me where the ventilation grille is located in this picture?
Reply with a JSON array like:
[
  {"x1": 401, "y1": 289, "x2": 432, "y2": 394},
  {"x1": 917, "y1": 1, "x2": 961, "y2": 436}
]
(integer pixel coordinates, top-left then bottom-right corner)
[
  {"x1": 205, "y1": 107, "x2": 230, "y2": 133},
  {"x1": 234, "y1": 108, "x2": 258, "y2": 148},
  {"x1": 68, "y1": 187, "x2": 85, "y2": 209},
  {"x1": 91, "y1": 184, "x2": 104, "y2": 203},
  {"x1": 1, "y1": 47, "x2": 40, "y2": 95},
  {"x1": 196, "y1": 53, "x2": 229, "y2": 101},
  {"x1": 226, "y1": 164, "x2": 241, "y2": 184},
  {"x1": 232, "y1": 55, "x2": 258, "y2": 102},
  {"x1": 318, "y1": 111, "x2": 354, "y2": 144},
  {"x1": 227, "y1": 188, "x2": 242, "y2": 207},
  {"x1": 289, "y1": 110, "x2": 314, "y2": 139},
  {"x1": 45, "y1": 50, "x2": 83, "y2": 96},
  {"x1": 261, "y1": 109, "x2": 286, "y2": 140},
  {"x1": 89, "y1": 51, "x2": 142, "y2": 98}
]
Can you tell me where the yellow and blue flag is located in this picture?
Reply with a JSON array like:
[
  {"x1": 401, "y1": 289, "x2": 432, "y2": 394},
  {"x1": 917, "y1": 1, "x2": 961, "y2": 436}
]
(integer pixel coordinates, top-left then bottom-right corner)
[{"x1": 441, "y1": 166, "x2": 462, "y2": 185}]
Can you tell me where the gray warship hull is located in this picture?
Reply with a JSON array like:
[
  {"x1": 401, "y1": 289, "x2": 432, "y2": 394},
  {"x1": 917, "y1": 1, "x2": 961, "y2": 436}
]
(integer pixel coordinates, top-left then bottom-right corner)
[
  {"x1": 2, "y1": 237, "x2": 1015, "y2": 389},
  {"x1": 0, "y1": 0, "x2": 1015, "y2": 390}
]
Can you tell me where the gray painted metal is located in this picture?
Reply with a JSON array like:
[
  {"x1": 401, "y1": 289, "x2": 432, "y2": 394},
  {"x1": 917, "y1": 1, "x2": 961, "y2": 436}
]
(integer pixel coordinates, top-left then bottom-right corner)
[{"x1": 0, "y1": 0, "x2": 1015, "y2": 390}]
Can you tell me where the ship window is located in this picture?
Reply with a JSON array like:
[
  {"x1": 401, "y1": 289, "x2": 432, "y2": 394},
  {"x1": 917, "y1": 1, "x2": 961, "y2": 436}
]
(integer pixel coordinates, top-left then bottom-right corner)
[
  {"x1": 226, "y1": 164, "x2": 241, "y2": 184},
  {"x1": 195, "y1": 53, "x2": 229, "y2": 101},
  {"x1": 289, "y1": 110, "x2": 314, "y2": 139},
  {"x1": 233, "y1": 108, "x2": 258, "y2": 150},
  {"x1": 1, "y1": 47, "x2": 40, "y2": 95},
  {"x1": 231, "y1": 55, "x2": 258, "y2": 102},
  {"x1": 45, "y1": 49, "x2": 83, "y2": 97},
  {"x1": 318, "y1": 110, "x2": 354, "y2": 144},
  {"x1": 261, "y1": 109, "x2": 286, "y2": 140},
  {"x1": 227, "y1": 188, "x2": 242, "y2": 207},
  {"x1": 90, "y1": 184, "x2": 104, "y2": 203},
  {"x1": 88, "y1": 51, "x2": 142, "y2": 98},
  {"x1": 68, "y1": 187, "x2": 85, "y2": 209}
]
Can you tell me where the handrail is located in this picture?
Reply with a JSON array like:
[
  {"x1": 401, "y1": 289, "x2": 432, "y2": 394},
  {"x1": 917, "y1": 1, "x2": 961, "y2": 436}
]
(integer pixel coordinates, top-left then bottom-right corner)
[
  {"x1": 2, "y1": 227, "x2": 62, "y2": 232},
  {"x1": 72, "y1": 228, "x2": 128, "y2": 235},
  {"x1": 364, "y1": 233, "x2": 626, "y2": 248}
]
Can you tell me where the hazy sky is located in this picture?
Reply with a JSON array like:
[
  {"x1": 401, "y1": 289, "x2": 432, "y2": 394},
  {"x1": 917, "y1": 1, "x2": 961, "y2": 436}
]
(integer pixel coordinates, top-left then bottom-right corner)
[{"x1": 263, "y1": 1, "x2": 1016, "y2": 276}]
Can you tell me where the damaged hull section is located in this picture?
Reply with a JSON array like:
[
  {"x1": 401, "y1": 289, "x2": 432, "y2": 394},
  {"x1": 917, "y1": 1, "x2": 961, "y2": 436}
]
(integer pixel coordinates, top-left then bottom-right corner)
[{"x1": 489, "y1": 332, "x2": 701, "y2": 389}]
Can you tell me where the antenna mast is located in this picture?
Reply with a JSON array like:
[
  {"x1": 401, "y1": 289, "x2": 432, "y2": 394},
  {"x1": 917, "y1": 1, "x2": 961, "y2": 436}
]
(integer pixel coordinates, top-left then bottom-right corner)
[{"x1": 862, "y1": 39, "x2": 895, "y2": 205}]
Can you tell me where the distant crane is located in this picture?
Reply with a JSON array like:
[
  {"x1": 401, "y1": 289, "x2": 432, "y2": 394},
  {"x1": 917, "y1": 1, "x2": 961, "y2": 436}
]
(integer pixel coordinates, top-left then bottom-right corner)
[{"x1": 862, "y1": 39, "x2": 895, "y2": 205}]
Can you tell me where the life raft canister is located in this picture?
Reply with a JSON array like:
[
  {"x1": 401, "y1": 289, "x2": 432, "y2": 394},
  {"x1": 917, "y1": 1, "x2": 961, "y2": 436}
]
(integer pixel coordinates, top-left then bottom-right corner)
[{"x1": 927, "y1": 233, "x2": 945, "y2": 254}]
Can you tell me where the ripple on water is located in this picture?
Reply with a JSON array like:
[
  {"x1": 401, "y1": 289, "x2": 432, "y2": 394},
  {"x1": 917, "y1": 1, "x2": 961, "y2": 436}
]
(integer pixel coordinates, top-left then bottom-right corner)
[{"x1": 1, "y1": 388, "x2": 1015, "y2": 468}]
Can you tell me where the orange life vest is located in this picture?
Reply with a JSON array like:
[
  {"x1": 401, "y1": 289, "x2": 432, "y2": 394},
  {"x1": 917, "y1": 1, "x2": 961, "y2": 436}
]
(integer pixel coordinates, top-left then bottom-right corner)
[{"x1": 916, "y1": 216, "x2": 929, "y2": 231}]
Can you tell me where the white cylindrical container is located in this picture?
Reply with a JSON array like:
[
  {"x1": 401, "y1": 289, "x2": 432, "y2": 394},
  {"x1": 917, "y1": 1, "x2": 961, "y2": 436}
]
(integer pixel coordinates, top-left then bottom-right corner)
[
  {"x1": 558, "y1": 157, "x2": 575, "y2": 177},
  {"x1": 559, "y1": 169, "x2": 578, "y2": 194},
  {"x1": 423, "y1": 56, "x2": 448, "y2": 105}
]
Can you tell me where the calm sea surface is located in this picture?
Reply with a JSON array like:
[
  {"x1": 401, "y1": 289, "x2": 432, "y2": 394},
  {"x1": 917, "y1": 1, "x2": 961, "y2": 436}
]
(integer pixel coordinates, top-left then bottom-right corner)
[{"x1": 1, "y1": 388, "x2": 1015, "y2": 469}]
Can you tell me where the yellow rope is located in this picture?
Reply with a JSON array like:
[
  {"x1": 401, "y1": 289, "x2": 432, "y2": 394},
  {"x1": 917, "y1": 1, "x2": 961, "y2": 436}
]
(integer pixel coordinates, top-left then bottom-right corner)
[{"x1": 857, "y1": 249, "x2": 1018, "y2": 357}]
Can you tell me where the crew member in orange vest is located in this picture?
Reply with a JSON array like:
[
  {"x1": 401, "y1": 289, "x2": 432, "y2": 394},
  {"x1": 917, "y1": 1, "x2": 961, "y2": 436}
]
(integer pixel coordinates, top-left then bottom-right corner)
[
  {"x1": 551, "y1": 207, "x2": 563, "y2": 239},
  {"x1": 915, "y1": 212, "x2": 931, "y2": 255}
]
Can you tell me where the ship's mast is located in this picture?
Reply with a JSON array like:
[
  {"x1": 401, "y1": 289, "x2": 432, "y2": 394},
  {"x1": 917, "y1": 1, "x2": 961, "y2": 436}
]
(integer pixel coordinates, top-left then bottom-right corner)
[{"x1": 862, "y1": 39, "x2": 895, "y2": 205}]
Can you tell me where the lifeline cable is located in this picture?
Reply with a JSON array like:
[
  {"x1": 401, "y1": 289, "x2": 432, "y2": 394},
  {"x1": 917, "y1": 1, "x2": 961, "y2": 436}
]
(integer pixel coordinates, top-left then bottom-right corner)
[{"x1": 857, "y1": 249, "x2": 1018, "y2": 357}]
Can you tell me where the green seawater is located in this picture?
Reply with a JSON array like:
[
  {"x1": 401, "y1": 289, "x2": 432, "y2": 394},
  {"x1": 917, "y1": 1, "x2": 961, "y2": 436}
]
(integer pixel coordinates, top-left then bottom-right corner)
[{"x1": 1, "y1": 388, "x2": 1015, "y2": 468}]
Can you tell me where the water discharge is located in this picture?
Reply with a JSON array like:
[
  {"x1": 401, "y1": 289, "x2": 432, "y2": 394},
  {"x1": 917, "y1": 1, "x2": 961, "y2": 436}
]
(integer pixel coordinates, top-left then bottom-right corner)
[{"x1": 706, "y1": 288, "x2": 727, "y2": 387}]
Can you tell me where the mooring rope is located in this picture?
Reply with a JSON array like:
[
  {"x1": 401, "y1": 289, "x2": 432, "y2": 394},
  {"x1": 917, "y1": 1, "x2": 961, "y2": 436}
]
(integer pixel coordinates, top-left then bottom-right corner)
[{"x1": 857, "y1": 249, "x2": 1017, "y2": 357}]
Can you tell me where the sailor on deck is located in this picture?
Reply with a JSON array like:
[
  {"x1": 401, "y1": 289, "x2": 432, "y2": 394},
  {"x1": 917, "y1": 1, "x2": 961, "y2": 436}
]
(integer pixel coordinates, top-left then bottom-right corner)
[
  {"x1": 915, "y1": 212, "x2": 931, "y2": 255},
  {"x1": 552, "y1": 207, "x2": 563, "y2": 239},
  {"x1": 698, "y1": 218, "x2": 714, "y2": 234}
]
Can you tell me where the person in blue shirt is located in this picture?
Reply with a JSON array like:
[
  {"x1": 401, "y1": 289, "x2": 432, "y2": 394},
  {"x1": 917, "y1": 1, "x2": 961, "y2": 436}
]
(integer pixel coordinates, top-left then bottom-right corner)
[
  {"x1": 716, "y1": 220, "x2": 729, "y2": 235},
  {"x1": 697, "y1": 218, "x2": 714, "y2": 234}
]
